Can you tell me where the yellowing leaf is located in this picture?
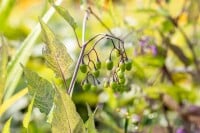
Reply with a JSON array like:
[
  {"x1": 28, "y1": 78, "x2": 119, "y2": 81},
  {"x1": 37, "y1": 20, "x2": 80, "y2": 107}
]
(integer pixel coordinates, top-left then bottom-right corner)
[
  {"x1": 0, "y1": 88, "x2": 28, "y2": 117},
  {"x1": 23, "y1": 68, "x2": 55, "y2": 115},
  {"x1": 2, "y1": 117, "x2": 12, "y2": 133},
  {"x1": 53, "y1": 5, "x2": 77, "y2": 29},
  {"x1": 0, "y1": 36, "x2": 8, "y2": 104},
  {"x1": 23, "y1": 94, "x2": 35, "y2": 129},
  {"x1": 52, "y1": 86, "x2": 86, "y2": 133},
  {"x1": 40, "y1": 20, "x2": 73, "y2": 81}
]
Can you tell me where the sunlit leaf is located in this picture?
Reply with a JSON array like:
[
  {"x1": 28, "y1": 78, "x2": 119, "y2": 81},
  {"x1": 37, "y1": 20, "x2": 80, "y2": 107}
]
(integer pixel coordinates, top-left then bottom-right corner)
[
  {"x1": 0, "y1": 36, "x2": 8, "y2": 104},
  {"x1": 85, "y1": 104, "x2": 98, "y2": 133},
  {"x1": 52, "y1": 86, "x2": 86, "y2": 133},
  {"x1": 23, "y1": 68, "x2": 55, "y2": 115},
  {"x1": 0, "y1": 88, "x2": 28, "y2": 117},
  {"x1": 53, "y1": 5, "x2": 77, "y2": 29},
  {"x1": 23, "y1": 94, "x2": 35, "y2": 129},
  {"x1": 4, "y1": 0, "x2": 63, "y2": 101},
  {"x1": 40, "y1": 20, "x2": 73, "y2": 81},
  {"x1": 2, "y1": 117, "x2": 12, "y2": 133}
]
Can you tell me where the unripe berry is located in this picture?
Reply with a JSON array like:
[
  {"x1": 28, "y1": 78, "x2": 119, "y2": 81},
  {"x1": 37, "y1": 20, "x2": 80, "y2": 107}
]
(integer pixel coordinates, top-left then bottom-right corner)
[
  {"x1": 119, "y1": 62, "x2": 126, "y2": 72},
  {"x1": 119, "y1": 78, "x2": 125, "y2": 84},
  {"x1": 82, "y1": 82, "x2": 91, "y2": 90},
  {"x1": 106, "y1": 59, "x2": 113, "y2": 70},
  {"x1": 91, "y1": 85, "x2": 98, "y2": 91},
  {"x1": 125, "y1": 60, "x2": 132, "y2": 71},
  {"x1": 93, "y1": 70, "x2": 100, "y2": 78},
  {"x1": 96, "y1": 62, "x2": 101, "y2": 69},
  {"x1": 117, "y1": 70, "x2": 124, "y2": 79},
  {"x1": 110, "y1": 81, "x2": 118, "y2": 91},
  {"x1": 80, "y1": 64, "x2": 87, "y2": 73}
]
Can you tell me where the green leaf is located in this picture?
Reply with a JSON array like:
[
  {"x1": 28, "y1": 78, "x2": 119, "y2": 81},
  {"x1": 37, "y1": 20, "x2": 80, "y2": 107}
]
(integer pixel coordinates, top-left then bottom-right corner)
[
  {"x1": 52, "y1": 86, "x2": 86, "y2": 133},
  {"x1": 2, "y1": 117, "x2": 12, "y2": 133},
  {"x1": 23, "y1": 94, "x2": 35, "y2": 129},
  {"x1": 167, "y1": 43, "x2": 190, "y2": 66},
  {"x1": 0, "y1": 36, "x2": 8, "y2": 104},
  {"x1": 4, "y1": 0, "x2": 63, "y2": 101},
  {"x1": 85, "y1": 104, "x2": 98, "y2": 133},
  {"x1": 0, "y1": 0, "x2": 16, "y2": 30},
  {"x1": 40, "y1": 20, "x2": 73, "y2": 80},
  {"x1": 23, "y1": 68, "x2": 55, "y2": 115},
  {"x1": 53, "y1": 5, "x2": 77, "y2": 29}
]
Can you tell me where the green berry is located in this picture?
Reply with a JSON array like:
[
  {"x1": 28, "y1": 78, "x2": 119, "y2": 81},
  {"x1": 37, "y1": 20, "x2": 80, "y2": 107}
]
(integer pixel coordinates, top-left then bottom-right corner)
[
  {"x1": 106, "y1": 59, "x2": 113, "y2": 70},
  {"x1": 96, "y1": 62, "x2": 101, "y2": 69},
  {"x1": 117, "y1": 70, "x2": 124, "y2": 79},
  {"x1": 125, "y1": 60, "x2": 132, "y2": 71},
  {"x1": 82, "y1": 82, "x2": 91, "y2": 90},
  {"x1": 118, "y1": 84, "x2": 125, "y2": 92},
  {"x1": 110, "y1": 81, "x2": 118, "y2": 90},
  {"x1": 119, "y1": 62, "x2": 126, "y2": 72},
  {"x1": 119, "y1": 78, "x2": 126, "y2": 84},
  {"x1": 93, "y1": 70, "x2": 100, "y2": 78},
  {"x1": 91, "y1": 85, "x2": 97, "y2": 91},
  {"x1": 80, "y1": 64, "x2": 87, "y2": 73}
]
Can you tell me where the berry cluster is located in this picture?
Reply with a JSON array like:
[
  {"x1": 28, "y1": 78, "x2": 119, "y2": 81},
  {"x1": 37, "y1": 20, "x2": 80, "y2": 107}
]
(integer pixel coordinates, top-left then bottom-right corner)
[{"x1": 79, "y1": 36, "x2": 132, "y2": 92}]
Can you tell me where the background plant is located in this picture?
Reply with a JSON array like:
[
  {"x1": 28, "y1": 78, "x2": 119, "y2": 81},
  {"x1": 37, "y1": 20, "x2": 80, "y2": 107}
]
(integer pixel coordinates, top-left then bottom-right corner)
[{"x1": 0, "y1": 0, "x2": 200, "y2": 133}]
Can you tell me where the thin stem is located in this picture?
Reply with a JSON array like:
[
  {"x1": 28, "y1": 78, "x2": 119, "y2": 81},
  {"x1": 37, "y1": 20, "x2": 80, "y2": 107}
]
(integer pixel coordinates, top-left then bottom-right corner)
[
  {"x1": 68, "y1": 45, "x2": 86, "y2": 96},
  {"x1": 82, "y1": 9, "x2": 90, "y2": 45},
  {"x1": 88, "y1": 7, "x2": 114, "y2": 35}
]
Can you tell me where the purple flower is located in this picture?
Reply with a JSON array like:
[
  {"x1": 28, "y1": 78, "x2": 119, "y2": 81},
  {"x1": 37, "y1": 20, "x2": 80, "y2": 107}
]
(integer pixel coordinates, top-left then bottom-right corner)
[
  {"x1": 150, "y1": 45, "x2": 157, "y2": 56},
  {"x1": 139, "y1": 37, "x2": 149, "y2": 47},
  {"x1": 176, "y1": 127, "x2": 187, "y2": 133}
]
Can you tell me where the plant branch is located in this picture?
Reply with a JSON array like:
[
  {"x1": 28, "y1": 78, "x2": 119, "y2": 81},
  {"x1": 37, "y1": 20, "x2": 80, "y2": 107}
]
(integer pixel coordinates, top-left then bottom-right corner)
[
  {"x1": 68, "y1": 33, "x2": 123, "y2": 96},
  {"x1": 88, "y1": 7, "x2": 114, "y2": 36},
  {"x1": 82, "y1": 9, "x2": 90, "y2": 45}
]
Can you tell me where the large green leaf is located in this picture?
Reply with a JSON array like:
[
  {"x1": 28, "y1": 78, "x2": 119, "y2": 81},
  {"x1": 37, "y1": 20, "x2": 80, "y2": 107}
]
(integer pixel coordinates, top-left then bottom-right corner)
[
  {"x1": 52, "y1": 86, "x2": 86, "y2": 133},
  {"x1": 23, "y1": 68, "x2": 55, "y2": 115},
  {"x1": 4, "y1": 0, "x2": 63, "y2": 100},
  {"x1": 0, "y1": 36, "x2": 8, "y2": 104},
  {"x1": 40, "y1": 20, "x2": 73, "y2": 80},
  {"x1": 2, "y1": 117, "x2": 12, "y2": 133},
  {"x1": 23, "y1": 94, "x2": 35, "y2": 129},
  {"x1": 53, "y1": 5, "x2": 77, "y2": 29}
]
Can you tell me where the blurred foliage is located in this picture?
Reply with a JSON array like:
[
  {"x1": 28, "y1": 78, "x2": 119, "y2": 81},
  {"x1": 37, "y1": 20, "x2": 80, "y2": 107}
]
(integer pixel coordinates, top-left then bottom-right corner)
[{"x1": 0, "y1": 0, "x2": 200, "y2": 133}]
